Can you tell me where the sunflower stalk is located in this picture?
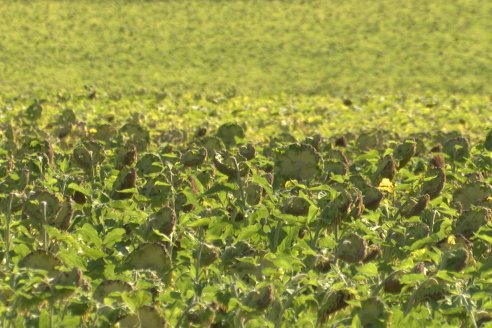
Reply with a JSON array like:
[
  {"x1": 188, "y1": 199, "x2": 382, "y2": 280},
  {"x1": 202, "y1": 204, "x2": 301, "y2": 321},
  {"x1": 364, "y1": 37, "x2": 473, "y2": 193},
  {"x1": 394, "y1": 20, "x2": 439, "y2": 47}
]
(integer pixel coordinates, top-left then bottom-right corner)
[
  {"x1": 272, "y1": 220, "x2": 283, "y2": 252},
  {"x1": 460, "y1": 294, "x2": 477, "y2": 328},
  {"x1": 333, "y1": 262, "x2": 349, "y2": 286},
  {"x1": 88, "y1": 151, "x2": 94, "y2": 180},
  {"x1": 193, "y1": 228, "x2": 205, "y2": 297},
  {"x1": 4, "y1": 193, "x2": 14, "y2": 267},
  {"x1": 49, "y1": 299, "x2": 54, "y2": 328},
  {"x1": 311, "y1": 217, "x2": 323, "y2": 250},
  {"x1": 231, "y1": 156, "x2": 245, "y2": 205},
  {"x1": 42, "y1": 201, "x2": 49, "y2": 252},
  {"x1": 274, "y1": 285, "x2": 307, "y2": 328}
]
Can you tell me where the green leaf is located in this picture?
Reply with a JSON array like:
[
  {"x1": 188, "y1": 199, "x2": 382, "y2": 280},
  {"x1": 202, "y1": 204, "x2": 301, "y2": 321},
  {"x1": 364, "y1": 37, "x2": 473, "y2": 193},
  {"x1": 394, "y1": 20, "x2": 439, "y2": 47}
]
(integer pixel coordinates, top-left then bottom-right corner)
[
  {"x1": 251, "y1": 174, "x2": 274, "y2": 200},
  {"x1": 44, "y1": 225, "x2": 79, "y2": 248},
  {"x1": 187, "y1": 218, "x2": 211, "y2": 228},
  {"x1": 61, "y1": 316, "x2": 81, "y2": 327},
  {"x1": 203, "y1": 182, "x2": 238, "y2": 196},
  {"x1": 294, "y1": 239, "x2": 317, "y2": 256},
  {"x1": 12, "y1": 244, "x2": 30, "y2": 259},
  {"x1": 59, "y1": 248, "x2": 86, "y2": 269},
  {"x1": 357, "y1": 263, "x2": 378, "y2": 277},
  {"x1": 80, "y1": 244, "x2": 105, "y2": 259},
  {"x1": 103, "y1": 228, "x2": 126, "y2": 247},
  {"x1": 476, "y1": 233, "x2": 492, "y2": 245},
  {"x1": 68, "y1": 182, "x2": 91, "y2": 197},
  {"x1": 152, "y1": 229, "x2": 172, "y2": 243},
  {"x1": 39, "y1": 310, "x2": 50, "y2": 328},
  {"x1": 408, "y1": 236, "x2": 435, "y2": 251},
  {"x1": 352, "y1": 315, "x2": 362, "y2": 328},
  {"x1": 264, "y1": 252, "x2": 303, "y2": 270},
  {"x1": 104, "y1": 262, "x2": 116, "y2": 279},
  {"x1": 435, "y1": 270, "x2": 457, "y2": 283},
  {"x1": 121, "y1": 293, "x2": 137, "y2": 312},
  {"x1": 318, "y1": 235, "x2": 337, "y2": 249},
  {"x1": 237, "y1": 224, "x2": 260, "y2": 240},
  {"x1": 479, "y1": 256, "x2": 492, "y2": 274},
  {"x1": 133, "y1": 290, "x2": 152, "y2": 308},
  {"x1": 78, "y1": 223, "x2": 103, "y2": 248},
  {"x1": 395, "y1": 257, "x2": 414, "y2": 271},
  {"x1": 116, "y1": 187, "x2": 138, "y2": 193},
  {"x1": 273, "y1": 209, "x2": 306, "y2": 225},
  {"x1": 277, "y1": 226, "x2": 299, "y2": 252},
  {"x1": 399, "y1": 273, "x2": 426, "y2": 285}
]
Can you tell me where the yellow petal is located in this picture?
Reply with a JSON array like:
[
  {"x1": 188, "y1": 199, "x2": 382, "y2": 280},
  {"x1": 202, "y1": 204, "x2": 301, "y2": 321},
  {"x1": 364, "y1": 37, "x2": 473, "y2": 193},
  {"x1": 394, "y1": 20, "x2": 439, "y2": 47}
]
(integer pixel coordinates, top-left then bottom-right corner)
[
  {"x1": 447, "y1": 235, "x2": 456, "y2": 245},
  {"x1": 378, "y1": 178, "x2": 394, "y2": 193}
]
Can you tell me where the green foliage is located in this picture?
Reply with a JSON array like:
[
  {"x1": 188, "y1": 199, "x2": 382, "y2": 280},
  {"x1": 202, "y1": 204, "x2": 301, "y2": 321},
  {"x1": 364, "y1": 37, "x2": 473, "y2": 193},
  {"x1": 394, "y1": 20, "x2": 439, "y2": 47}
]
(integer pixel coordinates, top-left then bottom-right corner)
[
  {"x1": 0, "y1": 93, "x2": 491, "y2": 327},
  {"x1": 1, "y1": 1, "x2": 492, "y2": 96}
]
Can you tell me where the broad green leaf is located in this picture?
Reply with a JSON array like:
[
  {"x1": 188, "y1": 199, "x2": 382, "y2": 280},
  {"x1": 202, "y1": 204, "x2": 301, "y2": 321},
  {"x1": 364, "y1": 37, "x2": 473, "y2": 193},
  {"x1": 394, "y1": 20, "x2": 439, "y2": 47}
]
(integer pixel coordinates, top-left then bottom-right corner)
[
  {"x1": 38, "y1": 310, "x2": 50, "y2": 328},
  {"x1": 103, "y1": 228, "x2": 126, "y2": 247},
  {"x1": 68, "y1": 182, "x2": 91, "y2": 196},
  {"x1": 237, "y1": 224, "x2": 260, "y2": 240},
  {"x1": 399, "y1": 273, "x2": 426, "y2": 285},
  {"x1": 357, "y1": 263, "x2": 378, "y2": 277},
  {"x1": 476, "y1": 233, "x2": 492, "y2": 245},
  {"x1": 78, "y1": 223, "x2": 103, "y2": 248}
]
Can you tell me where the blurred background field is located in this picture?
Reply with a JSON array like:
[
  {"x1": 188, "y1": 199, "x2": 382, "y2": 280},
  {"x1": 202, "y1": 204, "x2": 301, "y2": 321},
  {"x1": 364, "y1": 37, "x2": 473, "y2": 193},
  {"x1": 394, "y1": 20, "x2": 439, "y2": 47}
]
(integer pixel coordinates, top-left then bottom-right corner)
[{"x1": 1, "y1": 0, "x2": 491, "y2": 97}]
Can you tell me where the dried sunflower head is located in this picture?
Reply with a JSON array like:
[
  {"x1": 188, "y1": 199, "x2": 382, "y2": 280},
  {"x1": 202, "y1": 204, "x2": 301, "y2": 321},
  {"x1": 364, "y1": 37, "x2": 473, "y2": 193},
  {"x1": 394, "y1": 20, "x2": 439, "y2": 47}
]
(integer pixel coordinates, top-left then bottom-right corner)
[
  {"x1": 275, "y1": 143, "x2": 322, "y2": 182},
  {"x1": 335, "y1": 233, "x2": 368, "y2": 263}
]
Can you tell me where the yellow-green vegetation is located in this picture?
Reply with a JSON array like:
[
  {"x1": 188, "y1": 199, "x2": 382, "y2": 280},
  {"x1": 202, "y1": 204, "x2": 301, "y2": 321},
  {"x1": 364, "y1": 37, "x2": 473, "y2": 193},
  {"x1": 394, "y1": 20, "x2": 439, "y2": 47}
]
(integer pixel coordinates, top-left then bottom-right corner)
[
  {"x1": 1, "y1": 1, "x2": 492, "y2": 327},
  {"x1": 1, "y1": 93, "x2": 490, "y2": 142},
  {"x1": 1, "y1": 0, "x2": 492, "y2": 96},
  {"x1": 0, "y1": 93, "x2": 491, "y2": 327}
]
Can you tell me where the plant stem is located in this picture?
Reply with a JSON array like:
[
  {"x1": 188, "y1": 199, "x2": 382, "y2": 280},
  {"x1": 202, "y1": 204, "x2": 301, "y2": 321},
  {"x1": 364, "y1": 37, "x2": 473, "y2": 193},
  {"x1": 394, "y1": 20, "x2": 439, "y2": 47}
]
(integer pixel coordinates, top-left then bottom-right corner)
[
  {"x1": 4, "y1": 193, "x2": 14, "y2": 267},
  {"x1": 176, "y1": 300, "x2": 196, "y2": 328},
  {"x1": 89, "y1": 151, "x2": 94, "y2": 180},
  {"x1": 42, "y1": 201, "x2": 48, "y2": 252},
  {"x1": 193, "y1": 228, "x2": 205, "y2": 298},
  {"x1": 461, "y1": 294, "x2": 477, "y2": 328},
  {"x1": 311, "y1": 218, "x2": 322, "y2": 250},
  {"x1": 272, "y1": 220, "x2": 283, "y2": 252},
  {"x1": 274, "y1": 286, "x2": 306, "y2": 328},
  {"x1": 49, "y1": 300, "x2": 54, "y2": 328},
  {"x1": 333, "y1": 262, "x2": 349, "y2": 286},
  {"x1": 430, "y1": 209, "x2": 437, "y2": 233},
  {"x1": 231, "y1": 157, "x2": 245, "y2": 205}
]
